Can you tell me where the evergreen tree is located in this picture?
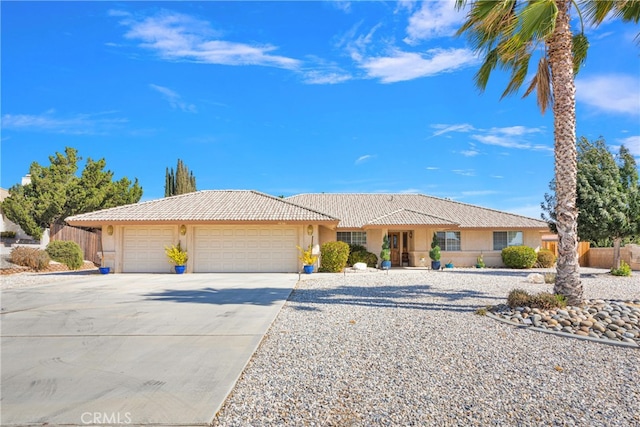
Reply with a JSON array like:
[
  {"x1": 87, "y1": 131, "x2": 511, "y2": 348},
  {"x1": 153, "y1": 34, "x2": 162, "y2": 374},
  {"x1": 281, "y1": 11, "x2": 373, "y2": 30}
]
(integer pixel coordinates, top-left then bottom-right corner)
[
  {"x1": 542, "y1": 137, "x2": 640, "y2": 268},
  {"x1": 2, "y1": 147, "x2": 143, "y2": 240},
  {"x1": 164, "y1": 159, "x2": 197, "y2": 197}
]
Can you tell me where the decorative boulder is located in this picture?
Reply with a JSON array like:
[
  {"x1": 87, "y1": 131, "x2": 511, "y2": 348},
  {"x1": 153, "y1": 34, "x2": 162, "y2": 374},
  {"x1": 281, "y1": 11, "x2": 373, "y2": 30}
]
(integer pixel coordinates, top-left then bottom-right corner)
[
  {"x1": 526, "y1": 273, "x2": 545, "y2": 284},
  {"x1": 353, "y1": 262, "x2": 367, "y2": 271}
]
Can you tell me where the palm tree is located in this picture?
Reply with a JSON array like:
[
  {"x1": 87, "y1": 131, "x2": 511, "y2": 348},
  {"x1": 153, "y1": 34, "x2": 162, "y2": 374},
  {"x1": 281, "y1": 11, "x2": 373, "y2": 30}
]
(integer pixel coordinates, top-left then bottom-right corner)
[{"x1": 455, "y1": 0, "x2": 639, "y2": 305}]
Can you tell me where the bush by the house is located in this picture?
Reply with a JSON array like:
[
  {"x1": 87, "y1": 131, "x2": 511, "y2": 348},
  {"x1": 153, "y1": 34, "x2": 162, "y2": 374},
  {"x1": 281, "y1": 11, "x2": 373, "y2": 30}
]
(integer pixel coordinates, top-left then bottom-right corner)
[
  {"x1": 611, "y1": 261, "x2": 632, "y2": 277},
  {"x1": 46, "y1": 240, "x2": 84, "y2": 270},
  {"x1": 1, "y1": 231, "x2": 17, "y2": 239},
  {"x1": 10, "y1": 246, "x2": 50, "y2": 270},
  {"x1": 501, "y1": 246, "x2": 537, "y2": 269},
  {"x1": 348, "y1": 244, "x2": 378, "y2": 268},
  {"x1": 319, "y1": 241, "x2": 350, "y2": 272},
  {"x1": 536, "y1": 249, "x2": 557, "y2": 268},
  {"x1": 507, "y1": 288, "x2": 567, "y2": 309}
]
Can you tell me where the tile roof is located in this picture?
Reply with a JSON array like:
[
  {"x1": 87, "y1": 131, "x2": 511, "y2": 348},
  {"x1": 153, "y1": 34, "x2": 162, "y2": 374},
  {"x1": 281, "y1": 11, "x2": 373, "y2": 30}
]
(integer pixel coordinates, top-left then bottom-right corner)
[
  {"x1": 66, "y1": 190, "x2": 339, "y2": 224},
  {"x1": 286, "y1": 193, "x2": 549, "y2": 229},
  {"x1": 366, "y1": 209, "x2": 456, "y2": 226}
]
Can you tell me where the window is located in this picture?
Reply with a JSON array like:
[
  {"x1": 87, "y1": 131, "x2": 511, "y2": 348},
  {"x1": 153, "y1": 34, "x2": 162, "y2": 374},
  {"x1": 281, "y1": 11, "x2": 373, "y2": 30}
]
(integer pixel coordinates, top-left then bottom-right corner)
[
  {"x1": 493, "y1": 231, "x2": 523, "y2": 250},
  {"x1": 436, "y1": 231, "x2": 461, "y2": 251},
  {"x1": 337, "y1": 231, "x2": 367, "y2": 246}
]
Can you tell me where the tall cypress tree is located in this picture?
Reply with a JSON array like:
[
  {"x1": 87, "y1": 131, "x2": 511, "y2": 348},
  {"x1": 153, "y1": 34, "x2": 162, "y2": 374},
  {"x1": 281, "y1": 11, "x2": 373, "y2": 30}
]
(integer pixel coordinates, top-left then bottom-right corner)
[{"x1": 164, "y1": 159, "x2": 197, "y2": 197}]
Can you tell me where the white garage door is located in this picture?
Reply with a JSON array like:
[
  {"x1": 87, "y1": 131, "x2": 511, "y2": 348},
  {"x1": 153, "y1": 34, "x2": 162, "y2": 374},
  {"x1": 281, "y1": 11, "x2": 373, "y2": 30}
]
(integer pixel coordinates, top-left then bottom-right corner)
[
  {"x1": 194, "y1": 226, "x2": 298, "y2": 272},
  {"x1": 122, "y1": 227, "x2": 175, "y2": 273}
]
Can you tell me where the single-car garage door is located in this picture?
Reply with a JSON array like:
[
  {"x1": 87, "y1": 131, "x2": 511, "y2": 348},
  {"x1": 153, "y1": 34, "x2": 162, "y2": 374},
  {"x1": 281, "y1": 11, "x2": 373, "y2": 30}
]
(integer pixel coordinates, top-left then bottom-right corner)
[
  {"x1": 194, "y1": 226, "x2": 298, "y2": 272},
  {"x1": 122, "y1": 227, "x2": 175, "y2": 273}
]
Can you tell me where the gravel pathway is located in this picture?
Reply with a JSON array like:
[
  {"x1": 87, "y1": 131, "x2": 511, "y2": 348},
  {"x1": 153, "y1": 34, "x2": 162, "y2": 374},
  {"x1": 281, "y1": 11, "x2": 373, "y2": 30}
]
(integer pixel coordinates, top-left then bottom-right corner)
[{"x1": 213, "y1": 268, "x2": 640, "y2": 427}]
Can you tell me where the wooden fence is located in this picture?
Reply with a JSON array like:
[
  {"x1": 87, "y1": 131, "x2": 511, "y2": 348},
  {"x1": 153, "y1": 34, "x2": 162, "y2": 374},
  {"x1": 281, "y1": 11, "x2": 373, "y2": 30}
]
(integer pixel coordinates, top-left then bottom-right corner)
[
  {"x1": 541, "y1": 240, "x2": 591, "y2": 267},
  {"x1": 50, "y1": 223, "x2": 101, "y2": 265}
]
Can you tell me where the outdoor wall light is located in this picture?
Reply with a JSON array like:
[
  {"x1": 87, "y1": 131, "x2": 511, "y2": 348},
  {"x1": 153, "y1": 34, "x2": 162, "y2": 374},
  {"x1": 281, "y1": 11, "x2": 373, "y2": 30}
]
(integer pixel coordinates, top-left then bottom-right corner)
[
  {"x1": 180, "y1": 224, "x2": 187, "y2": 235},
  {"x1": 106, "y1": 225, "x2": 113, "y2": 236},
  {"x1": 409, "y1": 231, "x2": 413, "y2": 238},
  {"x1": 307, "y1": 225, "x2": 314, "y2": 235}
]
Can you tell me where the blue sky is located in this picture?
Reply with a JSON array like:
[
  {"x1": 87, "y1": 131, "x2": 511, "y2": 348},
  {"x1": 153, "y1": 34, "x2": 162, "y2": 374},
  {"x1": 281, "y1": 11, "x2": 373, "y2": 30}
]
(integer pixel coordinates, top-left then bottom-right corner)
[{"x1": 2, "y1": 1, "x2": 638, "y2": 219}]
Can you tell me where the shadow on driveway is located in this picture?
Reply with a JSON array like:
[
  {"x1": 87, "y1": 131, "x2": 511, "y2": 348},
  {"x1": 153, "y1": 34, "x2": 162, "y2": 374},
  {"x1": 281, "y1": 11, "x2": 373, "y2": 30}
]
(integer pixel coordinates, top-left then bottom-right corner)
[{"x1": 144, "y1": 287, "x2": 291, "y2": 306}]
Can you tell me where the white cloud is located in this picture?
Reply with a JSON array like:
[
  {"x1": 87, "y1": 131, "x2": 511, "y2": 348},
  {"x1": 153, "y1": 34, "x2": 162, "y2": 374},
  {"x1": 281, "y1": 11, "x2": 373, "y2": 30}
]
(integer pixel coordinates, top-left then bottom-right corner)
[
  {"x1": 432, "y1": 123, "x2": 551, "y2": 152},
  {"x1": 1, "y1": 110, "x2": 127, "y2": 135},
  {"x1": 355, "y1": 154, "x2": 374, "y2": 164},
  {"x1": 617, "y1": 135, "x2": 640, "y2": 157},
  {"x1": 114, "y1": 9, "x2": 300, "y2": 70},
  {"x1": 460, "y1": 149, "x2": 480, "y2": 157},
  {"x1": 452, "y1": 169, "x2": 475, "y2": 176},
  {"x1": 430, "y1": 123, "x2": 475, "y2": 137},
  {"x1": 360, "y1": 48, "x2": 477, "y2": 83},
  {"x1": 425, "y1": 166, "x2": 439, "y2": 170},
  {"x1": 404, "y1": 0, "x2": 466, "y2": 44},
  {"x1": 471, "y1": 134, "x2": 551, "y2": 151},
  {"x1": 330, "y1": 1, "x2": 352, "y2": 13},
  {"x1": 149, "y1": 84, "x2": 196, "y2": 113},
  {"x1": 576, "y1": 74, "x2": 640, "y2": 115}
]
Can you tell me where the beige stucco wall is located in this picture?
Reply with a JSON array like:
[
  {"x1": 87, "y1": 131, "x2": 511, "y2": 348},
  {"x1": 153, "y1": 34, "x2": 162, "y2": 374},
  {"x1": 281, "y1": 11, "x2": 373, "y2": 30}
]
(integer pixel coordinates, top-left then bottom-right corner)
[
  {"x1": 101, "y1": 225, "x2": 117, "y2": 272},
  {"x1": 587, "y1": 245, "x2": 639, "y2": 270},
  {"x1": 408, "y1": 228, "x2": 544, "y2": 268}
]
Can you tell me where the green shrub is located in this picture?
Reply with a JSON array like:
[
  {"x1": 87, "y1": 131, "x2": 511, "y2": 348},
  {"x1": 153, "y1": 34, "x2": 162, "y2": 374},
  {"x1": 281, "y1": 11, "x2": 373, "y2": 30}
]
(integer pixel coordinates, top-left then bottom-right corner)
[
  {"x1": 429, "y1": 233, "x2": 441, "y2": 261},
  {"x1": 536, "y1": 249, "x2": 557, "y2": 268},
  {"x1": 348, "y1": 248, "x2": 378, "y2": 268},
  {"x1": 46, "y1": 240, "x2": 84, "y2": 270},
  {"x1": 1, "y1": 231, "x2": 17, "y2": 239},
  {"x1": 611, "y1": 261, "x2": 632, "y2": 277},
  {"x1": 507, "y1": 288, "x2": 567, "y2": 309},
  {"x1": 501, "y1": 246, "x2": 537, "y2": 269},
  {"x1": 10, "y1": 246, "x2": 50, "y2": 270},
  {"x1": 320, "y1": 241, "x2": 350, "y2": 272}
]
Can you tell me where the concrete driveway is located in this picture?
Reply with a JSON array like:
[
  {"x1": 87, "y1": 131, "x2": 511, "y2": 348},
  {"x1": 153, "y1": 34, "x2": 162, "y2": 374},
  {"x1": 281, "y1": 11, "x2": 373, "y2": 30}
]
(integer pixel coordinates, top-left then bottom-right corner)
[{"x1": 1, "y1": 273, "x2": 297, "y2": 426}]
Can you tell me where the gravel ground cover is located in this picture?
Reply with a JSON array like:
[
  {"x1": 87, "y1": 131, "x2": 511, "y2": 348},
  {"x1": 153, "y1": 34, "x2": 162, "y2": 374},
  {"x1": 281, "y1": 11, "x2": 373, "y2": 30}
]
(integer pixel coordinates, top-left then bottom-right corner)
[{"x1": 213, "y1": 268, "x2": 640, "y2": 427}]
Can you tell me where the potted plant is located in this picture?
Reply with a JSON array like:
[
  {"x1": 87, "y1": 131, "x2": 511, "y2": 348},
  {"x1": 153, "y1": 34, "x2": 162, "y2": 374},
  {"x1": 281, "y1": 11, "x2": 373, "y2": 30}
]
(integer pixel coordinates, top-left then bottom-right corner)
[
  {"x1": 99, "y1": 248, "x2": 110, "y2": 274},
  {"x1": 445, "y1": 260, "x2": 454, "y2": 269},
  {"x1": 380, "y1": 234, "x2": 391, "y2": 269},
  {"x1": 165, "y1": 242, "x2": 188, "y2": 274},
  {"x1": 99, "y1": 234, "x2": 110, "y2": 274},
  {"x1": 476, "y1": 253, "x2": 485, "y2": 268},
  {"x1": 297, "y1": 245, "x2": 318, "y2": 274},
  {"x1": 429, "y1": 233, "x2": 441, "y2": 270}
]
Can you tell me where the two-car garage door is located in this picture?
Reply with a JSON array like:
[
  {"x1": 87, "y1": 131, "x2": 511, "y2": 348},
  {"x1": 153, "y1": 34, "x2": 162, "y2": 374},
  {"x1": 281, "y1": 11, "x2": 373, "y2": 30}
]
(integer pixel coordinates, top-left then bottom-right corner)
[
  {"x1": 121, "y1": 225, "x2": 299, "y2": 273},
  {"x1": 193, "y1": 226, "x2": 298, "y2": 273}
]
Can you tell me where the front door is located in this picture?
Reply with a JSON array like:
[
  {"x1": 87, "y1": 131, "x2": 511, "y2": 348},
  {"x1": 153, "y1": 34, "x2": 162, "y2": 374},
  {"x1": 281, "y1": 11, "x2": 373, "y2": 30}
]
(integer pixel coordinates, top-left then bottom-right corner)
[{"x1": 389, "y1": 232, "x2": 400, "y2": 266}]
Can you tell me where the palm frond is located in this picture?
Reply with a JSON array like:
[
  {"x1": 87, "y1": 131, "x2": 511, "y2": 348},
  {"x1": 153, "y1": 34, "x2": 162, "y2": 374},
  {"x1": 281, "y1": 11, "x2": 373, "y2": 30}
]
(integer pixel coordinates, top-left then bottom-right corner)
[
  {"x1": 582, "y1": 0, "x2": 640, "y2": 24},
  {"x1": 474, "y1": 48, "x2": 500, "y2": 91},
  {"x1": 523, "y1": 56, "x2": 552, "y2": 114},
  {"x1": 501, "y1": 53, "x2": 531, "y2": 98},
  {"x1": 571, "y1": 33, "x2": 589, "y2": 74},
  {"x1": 500, "y1": 0, "x2": 557, "y2": 58}
]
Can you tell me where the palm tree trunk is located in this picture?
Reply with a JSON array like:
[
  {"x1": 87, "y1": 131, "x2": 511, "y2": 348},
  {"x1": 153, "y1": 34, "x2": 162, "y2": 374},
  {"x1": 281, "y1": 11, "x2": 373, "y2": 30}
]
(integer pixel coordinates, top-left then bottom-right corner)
[
  {"x1": 548, "y1": 0, "x2": 583, "y2": 305},
  {"x1": 613, "y1": 237, "x2": 622, "y2": 269}
]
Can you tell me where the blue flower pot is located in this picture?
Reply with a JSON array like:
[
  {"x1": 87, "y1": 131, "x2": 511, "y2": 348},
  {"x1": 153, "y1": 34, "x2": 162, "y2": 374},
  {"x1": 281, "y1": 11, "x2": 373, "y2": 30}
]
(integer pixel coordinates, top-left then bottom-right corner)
[
  {"x1": 381, "y1": 260, "x2": 391, "y2": 270},
  {"x1": 175, "y1": 265, "x2": 186, "y2": 274},
  {"x1": 99, "y1": 267, "x2": 110, "y2": 274},
  {"x1": 431, "y1": 261, "x2": 441, "y2": 270},
  {"x1": 303, "y1": 265, "x2": 314, "y2": 274}
]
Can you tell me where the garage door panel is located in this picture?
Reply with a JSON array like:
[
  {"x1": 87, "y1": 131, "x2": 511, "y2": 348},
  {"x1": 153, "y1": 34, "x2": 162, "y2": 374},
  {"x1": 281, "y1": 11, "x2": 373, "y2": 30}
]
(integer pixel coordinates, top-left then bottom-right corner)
[
  {"x1": 194, "y1": 226, "x2": 298, "y2": 272},
  {"x1": 123, "y1": 227, "x2": 174, "y2": 273}
]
